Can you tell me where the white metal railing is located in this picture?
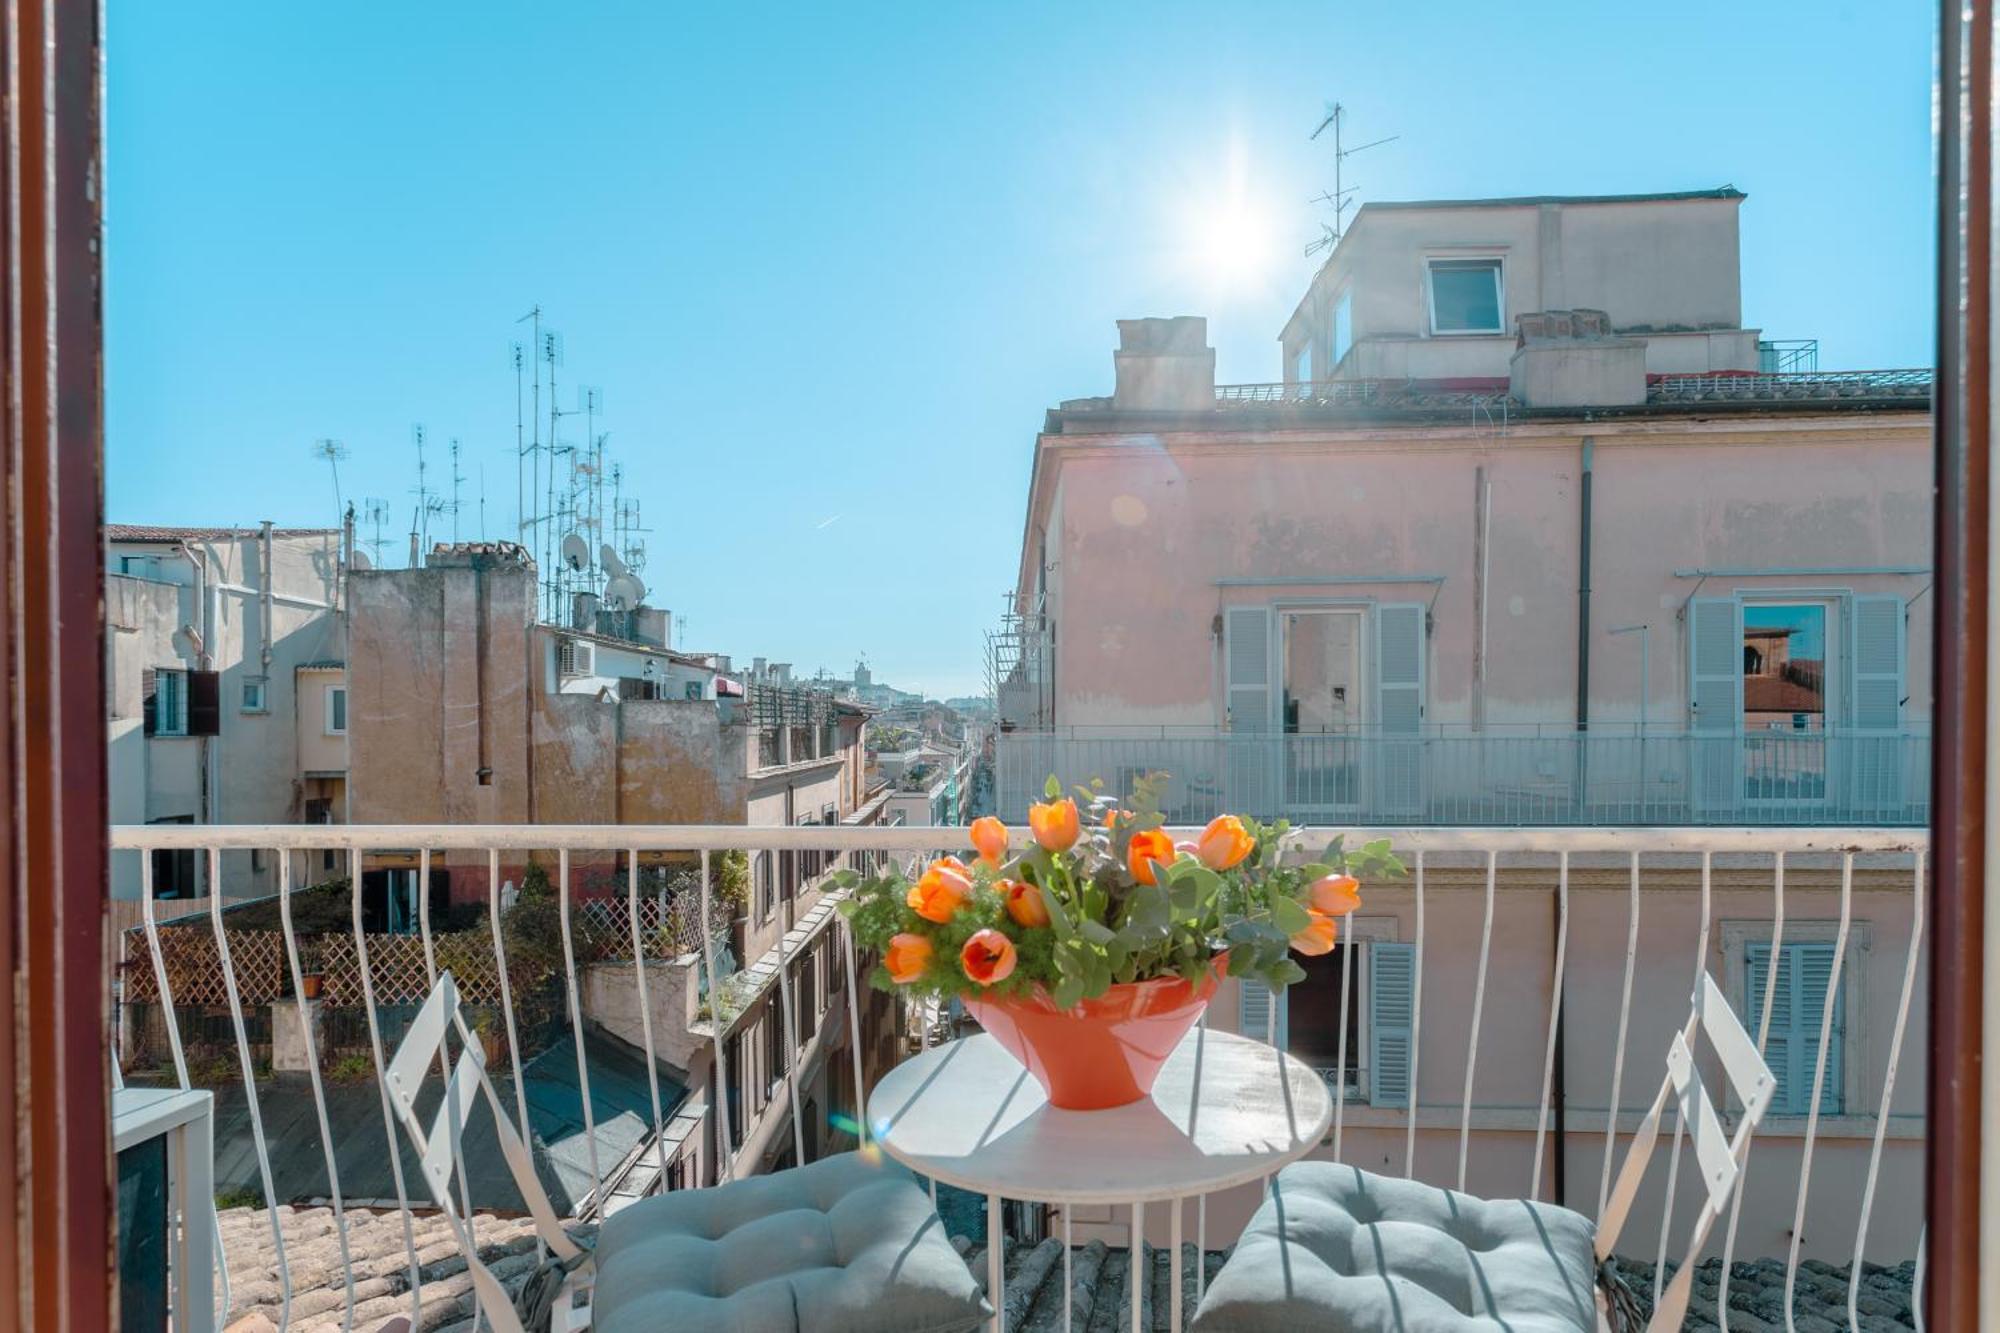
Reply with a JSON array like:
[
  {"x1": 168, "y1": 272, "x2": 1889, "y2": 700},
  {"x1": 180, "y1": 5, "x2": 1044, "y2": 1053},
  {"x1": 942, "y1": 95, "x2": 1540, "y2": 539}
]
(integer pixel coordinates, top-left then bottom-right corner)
[{"x1": 110, "y1": 823, "x2": 1929, "y2": 1332}]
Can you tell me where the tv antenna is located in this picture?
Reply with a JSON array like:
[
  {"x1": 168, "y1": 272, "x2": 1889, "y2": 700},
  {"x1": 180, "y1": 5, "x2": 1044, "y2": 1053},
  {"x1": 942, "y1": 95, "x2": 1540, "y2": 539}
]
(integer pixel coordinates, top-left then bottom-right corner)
[
  {"x1": 361, "y1": 497, "x2": 392, "y2": 568},
  {"x1": 1306, "y1": 102, "x2": 1397, "y2": 257},
  {"x1": 448, "y1": 437, "x2": 466, "y2": 542},
  {"x1": 309, "y1": 438, "x2": 349, "y2": 524}
]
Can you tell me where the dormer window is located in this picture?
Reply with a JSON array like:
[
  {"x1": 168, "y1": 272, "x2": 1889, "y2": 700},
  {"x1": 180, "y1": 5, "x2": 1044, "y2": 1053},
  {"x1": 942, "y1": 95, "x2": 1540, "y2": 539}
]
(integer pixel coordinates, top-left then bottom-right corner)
[{"x1": 1426, "y1": 257, "x2": 1504, "y2": 334}]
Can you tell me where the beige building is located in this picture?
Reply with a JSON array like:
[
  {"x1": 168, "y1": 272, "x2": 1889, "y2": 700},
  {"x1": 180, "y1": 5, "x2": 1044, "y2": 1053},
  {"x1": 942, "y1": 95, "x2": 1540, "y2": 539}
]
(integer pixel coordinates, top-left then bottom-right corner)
[
  {"x1": 104, "y1": 523, "x2": 349, "y2": 908},
  {"x1": 1000, "y1": 189, "x2": 1930, "y2": 1265}
]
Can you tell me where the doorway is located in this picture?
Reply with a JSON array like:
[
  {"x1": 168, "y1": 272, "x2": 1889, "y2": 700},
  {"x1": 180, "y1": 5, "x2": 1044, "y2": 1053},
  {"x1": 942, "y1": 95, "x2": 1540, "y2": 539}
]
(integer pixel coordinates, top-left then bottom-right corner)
[{"x1": 1281, "y1": 609, "x2": 1366, "y2": 814}]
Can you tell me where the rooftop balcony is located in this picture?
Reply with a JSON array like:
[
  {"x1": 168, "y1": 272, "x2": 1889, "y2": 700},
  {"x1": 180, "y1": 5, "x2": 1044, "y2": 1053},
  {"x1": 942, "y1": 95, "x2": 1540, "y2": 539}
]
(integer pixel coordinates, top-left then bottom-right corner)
[{"x1": 110, "y1": 822, "x2": 1927, "y2": 1331}]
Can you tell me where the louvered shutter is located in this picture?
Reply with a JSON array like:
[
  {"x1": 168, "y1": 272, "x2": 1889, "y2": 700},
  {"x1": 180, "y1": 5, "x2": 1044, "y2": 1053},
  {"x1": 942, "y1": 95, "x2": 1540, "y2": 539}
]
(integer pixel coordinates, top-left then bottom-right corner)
[
  {"x1": 1688, "y1": 597, "x2": 1743, "y2": 816},
  {"x1": 1238, "y1": 978, "x2": 1287, "y2": 1049},
  {"x1": 1848, "y1": 596, "x2": 1906, "y2": 815},
  {"x1": 142, "y1": 668, "x2": 158, "y2": 736},
  {"x1": 1370, "y1": 940, "x2": 1416, "y2": 1108},
  {"x1": 1374, "y1": 605, "x2": 1426, "y2": 818},
  {"x1": 1224, "y1": 606, "x2": 1275, "y2": 817},
  {"x1": 1747, "y1": 941, "x2": 1843, "y2": 1115}
]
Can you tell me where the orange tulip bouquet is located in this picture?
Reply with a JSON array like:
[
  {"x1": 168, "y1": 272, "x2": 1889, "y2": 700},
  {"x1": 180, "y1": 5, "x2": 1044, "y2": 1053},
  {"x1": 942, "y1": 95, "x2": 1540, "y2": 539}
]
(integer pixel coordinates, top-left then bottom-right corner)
[{"x1": 834, "y1": 774, "x2": 1402, "y2": 1108}]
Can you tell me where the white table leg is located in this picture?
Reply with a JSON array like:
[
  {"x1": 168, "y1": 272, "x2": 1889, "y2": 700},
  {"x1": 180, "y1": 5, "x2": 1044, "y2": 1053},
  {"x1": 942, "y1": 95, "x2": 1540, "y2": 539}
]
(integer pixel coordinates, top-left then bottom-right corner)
[
  {"x1": 988, "y1": 1192, "x2": 1004, "y2": 1332},
  {"x1": 1196, "y1": 1194, "x2": 1206, "y2": 1303},
  {"x1": 1170, "y1": 1198, "x2": 1183, "y2": 1331},
  {"x1": 1130, "y1": 1200, "x2": 1144, "y2": 1333}
]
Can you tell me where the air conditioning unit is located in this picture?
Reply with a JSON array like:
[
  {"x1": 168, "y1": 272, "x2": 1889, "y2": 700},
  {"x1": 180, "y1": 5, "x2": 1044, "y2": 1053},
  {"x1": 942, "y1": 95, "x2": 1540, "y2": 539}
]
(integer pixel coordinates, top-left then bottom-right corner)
[{"x1": 558, "y1": 637, "x2": 596, "y2": 679}]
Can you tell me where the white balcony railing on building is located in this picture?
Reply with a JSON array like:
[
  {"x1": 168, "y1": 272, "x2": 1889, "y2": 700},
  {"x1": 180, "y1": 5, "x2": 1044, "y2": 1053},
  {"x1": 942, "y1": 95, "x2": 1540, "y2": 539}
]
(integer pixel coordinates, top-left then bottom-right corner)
[
  {"x1": 996, "y1": 728, "x2": 1932, "y2": 829},
  {"x1": 110, "y1": 823, "x2": 1927, "y2": 1332}
]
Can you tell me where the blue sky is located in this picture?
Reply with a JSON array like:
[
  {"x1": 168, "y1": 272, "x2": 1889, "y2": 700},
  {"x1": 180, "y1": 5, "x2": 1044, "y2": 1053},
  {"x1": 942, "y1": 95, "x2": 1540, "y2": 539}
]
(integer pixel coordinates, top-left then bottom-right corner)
[{"x1": 106, "y1": 3, "x2": 1935, "y2": 699}]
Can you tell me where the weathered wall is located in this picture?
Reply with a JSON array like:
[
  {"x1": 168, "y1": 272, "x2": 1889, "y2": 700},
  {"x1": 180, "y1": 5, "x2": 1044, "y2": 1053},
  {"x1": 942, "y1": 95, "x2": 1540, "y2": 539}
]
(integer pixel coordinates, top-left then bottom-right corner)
[{"x1": 1036, "y1": 412, "x2": 1931, "y2": 733}]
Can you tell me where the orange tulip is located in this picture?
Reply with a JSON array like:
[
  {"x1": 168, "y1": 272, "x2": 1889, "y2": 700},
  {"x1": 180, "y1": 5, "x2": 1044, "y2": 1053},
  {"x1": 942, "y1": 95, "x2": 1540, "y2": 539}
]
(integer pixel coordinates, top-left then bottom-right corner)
[
  {"x1": 1307, "y1": 873, "x2": 1362, "y2": 917},
  {"x1": 1002, "y1": 879, "x2": 1050, "y2": 929},
  {"x1": 1028, "y1": 797, "x2": 1081, "y2": 852},
  {"x1": 1126, "y1": 828, "x2": 1176, "y2": 886},
  {"x1": 1290, "y1": 911, "x2": 1339, "y2": 956},
  {"x1": 960, "y1": 929, "x2": 1018, "y2": 986},
  {"x1": 969, "y1": 816, "x2": 1009, "y2": 868},
  {"x1": 906, "y1": 856, "x2": 973, "y2": 923},
  {"x1": 1103, "y1": 808, "x2": 1135, "y2": 829},
  {"x1": 1196, "y1": 815, "x2": 1255, "y2": 871},
  {"x1": 885, "y1": 933, "x2": 934, "y2": 983}
]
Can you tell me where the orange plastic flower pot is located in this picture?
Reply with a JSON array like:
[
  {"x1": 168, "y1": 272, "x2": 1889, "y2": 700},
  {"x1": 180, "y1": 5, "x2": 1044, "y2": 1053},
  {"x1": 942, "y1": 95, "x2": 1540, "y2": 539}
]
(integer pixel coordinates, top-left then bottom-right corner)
[{"x1": 960, "y1": 954, "x2": 1228, "y2": 1110}]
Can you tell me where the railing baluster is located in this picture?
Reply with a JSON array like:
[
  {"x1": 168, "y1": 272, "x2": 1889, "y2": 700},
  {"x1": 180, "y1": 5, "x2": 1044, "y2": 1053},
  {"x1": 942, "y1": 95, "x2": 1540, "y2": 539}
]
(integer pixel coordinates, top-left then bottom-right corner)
[
  {"x1": 841, "y1": 915, "x2": 868, "y2": 1150},
  {"x1": 415, "y1": 846, "x2": 475, "y2": 1328},
  {"x1": 1332, "y1": 902, "x2": 1353, "y2": 1158},
  {"x1": 350, "y1": 845, "x2": 424, "y2": 1321},
  {"x1": 699, "y1": 848, "x2": 737, "y2": 1182},
  {"x1": 1599, "y1": 850, "x2": 1641, "y2": 1220},
  {"x1": 556, "y1": 848, "x2": 605, "y2": 1207},
  {"x1": 142, "y1": 849, "x2": 231, "y2": 1325},
  {"x1": 1458, "y1": 849, "x2": 1496, "y2": 1192},
  {"x1": 1719, "y1": 852, "x2": 1785, "y2": 1333},
  {"x1": 276, "y1": 852, "x2": 355, "y2": 1328},
  {"x1": 776, "y1": 880, "x2": 807, "y2": 1169},
  {"x1": 1404, "y1": 850, "x2": 1425, "y2": 1180},
  {"x1": 1851, "y1": 851, "x2": 1925, "y2": 1328},
  {"x1": 626, "y1": 848, "x2": 672, "y2": 1193},
  {"x1": 1531, "y1": 850, "x2": 1569, "y2": 1200},
  {"x1": 1654, "y1": 850, "x2": 1713, "y2": 1306},
  {"x1": 207, "y1": 847, "x2": 290, "y2": 1328},
  {"x1": 1785, "y1": 852, "x2": 1853, "y2": 1333},
  {"x1": 1130, "y1": 1199, "x2": 1145, "y2": 1333},
  {"x1": 986, "y1": 1191, "x2": 1004, "y2": 1333}
]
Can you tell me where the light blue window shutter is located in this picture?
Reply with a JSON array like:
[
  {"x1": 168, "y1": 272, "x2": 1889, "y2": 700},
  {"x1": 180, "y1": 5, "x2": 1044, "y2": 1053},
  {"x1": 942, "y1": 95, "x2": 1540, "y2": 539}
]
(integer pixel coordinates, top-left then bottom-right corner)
[
  {"x1": 1238, "y1": 979, "x2": 1288, "y2": 1049},
  {"x1": 1224, "y1": 606, "x2": 1275, "y2": 817},
  {"x1": 1370, "y1": 941, "x2": 1415, "y2": 1108},
  {"x1": 1688, "y1": 597, "x2": 1743, "y2": 816},
  {"x1": 1748, "y1": 941, "x2": 1843, "y2": 1115},
  {"x1": 1374, "y1": 605, "x2": 1426, "y2": 819},
  {"x1": 1794, "y1": 942, "x2": 1844, "y2": 1115},
  {"x1": 1849, "y1": 596, "x2": 1906, "y2": 815}
]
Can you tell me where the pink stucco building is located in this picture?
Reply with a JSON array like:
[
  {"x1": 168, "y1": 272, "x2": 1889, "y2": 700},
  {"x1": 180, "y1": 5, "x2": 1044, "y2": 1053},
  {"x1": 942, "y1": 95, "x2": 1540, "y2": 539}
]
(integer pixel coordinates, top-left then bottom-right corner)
[{"x1": 1000, "y1": 190, "x2": 1931, "y2": 1267}]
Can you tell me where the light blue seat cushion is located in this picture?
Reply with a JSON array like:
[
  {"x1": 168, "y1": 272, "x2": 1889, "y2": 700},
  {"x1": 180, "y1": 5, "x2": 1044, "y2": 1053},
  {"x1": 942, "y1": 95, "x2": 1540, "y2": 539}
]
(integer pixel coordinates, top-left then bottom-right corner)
[
  {"x1": 1192, "y1": 1161, "x2": 1598, "y2": 1332},
  {"x1": 589, "y1": 1150, "x2": 989, "y2": 1333}
]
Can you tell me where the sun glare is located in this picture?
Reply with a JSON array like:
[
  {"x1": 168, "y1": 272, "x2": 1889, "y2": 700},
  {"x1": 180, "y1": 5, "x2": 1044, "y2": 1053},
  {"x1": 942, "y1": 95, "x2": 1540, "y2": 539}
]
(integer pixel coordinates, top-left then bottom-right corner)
[{"x1": 1176, "y1": 140, "x2": 1282, "y2": 296}]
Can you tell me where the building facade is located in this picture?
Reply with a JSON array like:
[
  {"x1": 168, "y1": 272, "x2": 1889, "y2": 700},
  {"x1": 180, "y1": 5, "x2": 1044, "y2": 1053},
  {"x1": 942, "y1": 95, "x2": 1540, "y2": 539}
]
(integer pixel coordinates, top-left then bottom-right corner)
[
  {"x1": 105, "y1": 523, "x2": 349, "y2": 908},
  {"x1": 1001, "y1": 190, "x2": 1930, "y2": 1265}
]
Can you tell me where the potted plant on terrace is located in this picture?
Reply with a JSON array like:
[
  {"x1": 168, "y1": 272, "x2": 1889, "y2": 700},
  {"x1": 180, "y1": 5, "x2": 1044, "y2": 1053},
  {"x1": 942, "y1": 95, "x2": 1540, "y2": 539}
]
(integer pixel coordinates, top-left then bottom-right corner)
[{"x1": 836, "y1": 775, "x2": 1401, "y2": 1109}]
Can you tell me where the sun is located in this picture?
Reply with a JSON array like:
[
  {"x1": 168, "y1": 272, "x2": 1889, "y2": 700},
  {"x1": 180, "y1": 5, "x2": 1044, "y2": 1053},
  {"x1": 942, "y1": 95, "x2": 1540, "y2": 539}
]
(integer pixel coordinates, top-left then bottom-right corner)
[{"x1": 1194, "y1": 198, "x2": 1277, "y2": 285}]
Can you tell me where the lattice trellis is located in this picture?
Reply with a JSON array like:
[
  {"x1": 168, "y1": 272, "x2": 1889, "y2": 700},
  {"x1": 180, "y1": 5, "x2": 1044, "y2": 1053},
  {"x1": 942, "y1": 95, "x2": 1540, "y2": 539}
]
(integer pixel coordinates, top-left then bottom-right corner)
[{"x1": 124, "y1": 887, "x2": 727, "y2": 1010}]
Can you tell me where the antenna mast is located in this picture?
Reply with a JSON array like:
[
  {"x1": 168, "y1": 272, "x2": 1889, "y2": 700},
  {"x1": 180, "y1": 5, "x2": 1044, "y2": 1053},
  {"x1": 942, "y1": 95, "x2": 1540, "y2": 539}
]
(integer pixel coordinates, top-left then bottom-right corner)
[
  {"x1": 448, "y1": 438, "x2": 465, "y2": 543},
  {"x1": 1306, "y1": 102, "x2": 1398, "y2": 257},
  {"x1": 361, "y1": 497, "x2": 391, "y2": 568},
  {"x1": 310, "y1": 438, "x2": 349, "y2": 527}
]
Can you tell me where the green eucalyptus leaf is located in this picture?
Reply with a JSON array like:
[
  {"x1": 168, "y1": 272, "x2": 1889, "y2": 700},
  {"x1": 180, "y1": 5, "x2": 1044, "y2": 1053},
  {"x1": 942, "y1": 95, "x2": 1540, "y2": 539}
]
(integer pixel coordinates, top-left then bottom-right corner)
[
  {"x1": 1044, "y1": 774, "x2": 1063, "y2": 800},
  {"x1": 1271, "y1": 895, "x2": 1313, "y2": 936}
]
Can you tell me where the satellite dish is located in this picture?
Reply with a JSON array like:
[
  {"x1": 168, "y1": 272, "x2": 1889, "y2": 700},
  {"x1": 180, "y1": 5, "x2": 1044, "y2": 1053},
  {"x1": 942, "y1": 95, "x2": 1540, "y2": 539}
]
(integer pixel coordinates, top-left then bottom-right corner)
[
  {"x1": 561, "y1": 533, "x2": 590, "y2": 572},
  {"x1": 604, "y1": 573, "x2": 646, "y2": 610},
  {"x1": 351, "y1": 550, "x2": 373, "y2": 571},
  {"x1": 600, "y1": 544, "x2": 627, "y2": 578}
]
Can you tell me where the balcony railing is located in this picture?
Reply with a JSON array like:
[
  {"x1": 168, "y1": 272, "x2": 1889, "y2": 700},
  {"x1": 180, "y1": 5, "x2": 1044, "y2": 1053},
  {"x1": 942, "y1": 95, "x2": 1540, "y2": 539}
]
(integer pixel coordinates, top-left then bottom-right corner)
[
  {"x1": 109, "y1": 823, "x2": 1928, "y2": 1331},
  {"x1": 995, "y1": 727, "x2": 1931, "y2": 828}
]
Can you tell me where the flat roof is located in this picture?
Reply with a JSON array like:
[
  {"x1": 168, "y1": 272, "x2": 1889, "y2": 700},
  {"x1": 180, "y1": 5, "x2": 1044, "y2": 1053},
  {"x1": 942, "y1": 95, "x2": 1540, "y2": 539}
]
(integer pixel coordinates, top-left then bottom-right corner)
[{"x1": 107, "y1": 524, "x2": 339, "y2": 541}]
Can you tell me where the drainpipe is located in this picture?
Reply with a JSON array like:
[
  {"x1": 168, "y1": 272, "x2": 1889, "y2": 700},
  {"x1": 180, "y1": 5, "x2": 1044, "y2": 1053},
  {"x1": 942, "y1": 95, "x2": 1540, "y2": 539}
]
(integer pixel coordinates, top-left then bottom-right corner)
[
  {"x1": 258, "y1": 521, "x2": 274, "y2": 673},
  {"x1": 1573, "y1": 439, "x2": 1594, "y2": 816}
]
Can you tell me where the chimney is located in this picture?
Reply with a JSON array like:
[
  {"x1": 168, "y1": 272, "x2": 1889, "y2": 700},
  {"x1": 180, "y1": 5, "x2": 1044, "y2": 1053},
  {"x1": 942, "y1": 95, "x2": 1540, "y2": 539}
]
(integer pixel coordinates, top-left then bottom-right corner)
[
  {"x1": 1112, "y1": 317, "x2": 1216, "y2": 412},
  {"x1": 1508, "y1": 309, "x2": 1646, "y2": 408}
]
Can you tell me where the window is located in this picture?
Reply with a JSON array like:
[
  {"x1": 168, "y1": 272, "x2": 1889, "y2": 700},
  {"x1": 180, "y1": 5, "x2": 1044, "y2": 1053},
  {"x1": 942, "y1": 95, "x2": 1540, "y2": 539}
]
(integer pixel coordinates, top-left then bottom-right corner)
[
  {"x1": 241, "y1": 677, "x2": 267, "y2": 713},
  {"x1": 1292, "y1": 343, "x2": 1311, "y2": 391},
  {"x1": 325, "y1": 685, "x2": 347, "y2": 735},
  {"x1": 118, "y1": 553, "x2": 162, "y2": 579},
  {"x1": 149, "y1": 816, "x2": 197, "y2": 899},
  {"x1": 1426, "y1": 257, "x2": 1503, "y2": 334},
  {"x1": 1242, "y1": 920, "x2": 1403, "y2": 1104},
  {"x1": 755, "y1": 852, "x2": 775, "y2": 922},
  {"x1": 1331, "y1": 289, "x2": 1352, "y2": 367},
  {"x1": 150, "y1": 668, "x2": 187, "y2": 736},
  {"x1": 763, "y1": 1005, "x2": 788, "y2": 1097},
  {"x1": 798, "y1": 950, "x2": 818, "y2": 1044},
  {"x1": 1745, "y1": 939, "x2": 1846, "y2": 1115}
]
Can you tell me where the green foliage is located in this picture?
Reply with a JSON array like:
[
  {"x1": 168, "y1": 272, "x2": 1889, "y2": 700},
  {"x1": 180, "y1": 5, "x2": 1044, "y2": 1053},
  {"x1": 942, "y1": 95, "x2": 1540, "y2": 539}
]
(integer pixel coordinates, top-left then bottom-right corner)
[
  {"x1": 713, "y1": 850, "x2": 750, "y2": 913},
  {"x1": 324, "y1": 1051, "x2": 375, "y2": 1084},
  {"x1": 214, "y1": 1185, "x2": 264, "y2": 1211},
  {"x1": 837, "y1": 772, "x2": 1405, "y2": 1008}
]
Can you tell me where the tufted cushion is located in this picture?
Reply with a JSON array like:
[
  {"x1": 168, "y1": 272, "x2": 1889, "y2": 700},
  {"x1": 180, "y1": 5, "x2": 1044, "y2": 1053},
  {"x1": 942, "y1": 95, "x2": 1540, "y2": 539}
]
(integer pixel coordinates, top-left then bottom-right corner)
[
  {"x1": 1192, "y1": 1161, "x2": 1599, "y2": 1332},
  {"x1": 589, "y1": 1150, "x2": 990, "y2": 1333}
]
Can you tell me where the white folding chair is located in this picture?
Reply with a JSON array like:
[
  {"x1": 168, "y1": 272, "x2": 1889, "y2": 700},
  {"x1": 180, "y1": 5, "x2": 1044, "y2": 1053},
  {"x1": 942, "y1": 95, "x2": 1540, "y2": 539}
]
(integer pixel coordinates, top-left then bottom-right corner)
[
  {"x1": 384, "y1": 970, "x2": 594, "y2": 1333},
  {"x1": 1593, "y1": 970, "x2": 1778, "y2": 1330},
  {"x1": 1194, "y1": 970, "x2": 1776, "y2": 1333}
]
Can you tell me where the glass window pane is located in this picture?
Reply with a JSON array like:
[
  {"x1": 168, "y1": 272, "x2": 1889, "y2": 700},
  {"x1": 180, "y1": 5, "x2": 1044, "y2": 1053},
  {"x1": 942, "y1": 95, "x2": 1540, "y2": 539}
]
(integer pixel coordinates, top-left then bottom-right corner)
[
  {"x1": 1333, "y1": 291, "x2": 1353, "y2": 364},
  {"x1": 1429, "y1": 259, "x2": 1501, "y2": 332}
]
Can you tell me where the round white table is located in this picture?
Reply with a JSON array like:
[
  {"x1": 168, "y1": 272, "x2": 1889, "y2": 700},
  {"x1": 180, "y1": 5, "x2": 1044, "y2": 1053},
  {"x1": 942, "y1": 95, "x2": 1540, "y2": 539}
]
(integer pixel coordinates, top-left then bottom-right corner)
[{"x1": 866, "y1": 1026, "x2": 1331, "y2": 1332}]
